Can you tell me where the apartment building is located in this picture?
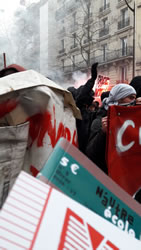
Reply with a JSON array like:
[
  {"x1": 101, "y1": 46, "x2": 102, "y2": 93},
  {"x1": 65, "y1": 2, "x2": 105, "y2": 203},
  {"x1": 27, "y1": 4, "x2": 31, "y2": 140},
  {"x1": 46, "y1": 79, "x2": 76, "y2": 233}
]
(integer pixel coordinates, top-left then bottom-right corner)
[
  {"x1": 136, "y1": 0, "x2": 141, "y2": 75},
  {"x1": 46, "y1": 0, "x2": 141, "y2": 85}
]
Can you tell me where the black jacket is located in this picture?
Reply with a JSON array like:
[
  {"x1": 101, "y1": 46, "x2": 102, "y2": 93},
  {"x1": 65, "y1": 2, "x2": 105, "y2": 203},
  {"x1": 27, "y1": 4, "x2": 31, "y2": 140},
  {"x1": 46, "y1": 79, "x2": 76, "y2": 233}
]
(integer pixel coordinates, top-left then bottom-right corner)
[
  {"x1": 68, "y1": 79, "x2": 96, "y2": 153},
  {"x1": 85, "y1": 106, "x2": 108, "y2": 174},
  {"x1": 67, "y1": 63, "x2": 98, "y2": 153}
]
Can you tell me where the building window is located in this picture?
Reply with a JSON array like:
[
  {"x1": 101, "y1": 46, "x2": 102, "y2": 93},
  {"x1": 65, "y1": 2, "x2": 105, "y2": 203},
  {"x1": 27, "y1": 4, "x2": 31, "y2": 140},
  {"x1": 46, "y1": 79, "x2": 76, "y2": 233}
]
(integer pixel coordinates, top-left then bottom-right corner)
[
  {"x1": 104, "y1": 0, "x2": 107, "y2": 9},
  {"x1": 61, "y1": 59, "x2": 64, "y2": 71},
  {"x1": 121, "y1": 37, "x2": 127, "y2": 56},
  {"x1": 121, "y1": 7, "x2": 128, "y2": 22},
  {"x1": 99, "y1": 18, "x2": 109, "y2": 37},
  {"x1": 120, "y1": 66, "x2": 127, "y2": 82},
  {"x1": 61, "y1": 39, "x2": 65, "y2": 50},
  {"x1": 59, "y1": 39, "x2": 65, "y2": 54},
  {"x1": 73, "y1": 33, "x2": 77, "y2": 48},
  {"x1": 103, "y1": 17, "x2": 108, "y2": 28},
  {"x1": 72, "y1": 12, "x2": 76, "y2": 26},
  {"x1": 102, "y1": 44, "x2": 107, "y2": 61},
  {"x1": 118, "y1": 8, "x2": 129, "y2": 29},
  {"x1": 103, "y1": 0, "x2": 109, "y2": 9},
  {"x1": 72, "y1": 55, "x2": 75, "y2": 70},
  {"x1": 121, "y1": 7, "x2": 129, "y2": 27}
]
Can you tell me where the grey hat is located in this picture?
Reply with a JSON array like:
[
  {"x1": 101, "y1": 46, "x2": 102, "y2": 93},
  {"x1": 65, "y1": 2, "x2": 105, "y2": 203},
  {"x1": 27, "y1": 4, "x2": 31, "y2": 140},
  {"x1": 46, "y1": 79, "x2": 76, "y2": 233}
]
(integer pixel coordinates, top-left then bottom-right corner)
[{"x1": 103, "y1": 83, "x2": 136, "y2": 110}]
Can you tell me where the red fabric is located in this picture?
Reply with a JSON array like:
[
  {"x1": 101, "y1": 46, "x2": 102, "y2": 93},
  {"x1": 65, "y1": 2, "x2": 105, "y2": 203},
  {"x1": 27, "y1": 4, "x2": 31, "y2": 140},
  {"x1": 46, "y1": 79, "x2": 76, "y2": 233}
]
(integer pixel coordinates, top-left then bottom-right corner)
[
  {"x1": 6, "y1": 64, "x2": 26, "y2": 72},
  {"x1": 0, "y1": 64, "x2": 26, "y2": 75},
  {"x1": 106, "y1": 105, "x2": 141, "y2": 195}
]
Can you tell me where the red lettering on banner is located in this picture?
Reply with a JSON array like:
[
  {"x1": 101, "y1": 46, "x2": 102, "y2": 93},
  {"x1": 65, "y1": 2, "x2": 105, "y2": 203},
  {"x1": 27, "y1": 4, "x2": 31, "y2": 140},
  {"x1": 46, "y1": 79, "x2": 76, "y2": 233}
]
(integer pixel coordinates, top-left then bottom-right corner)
[
  {"x1": 27, "y1": 105, "x2": 77, "y2": 148},
  {"x1": 30, "y1": 165, "x2": 39, "y2": 177}
]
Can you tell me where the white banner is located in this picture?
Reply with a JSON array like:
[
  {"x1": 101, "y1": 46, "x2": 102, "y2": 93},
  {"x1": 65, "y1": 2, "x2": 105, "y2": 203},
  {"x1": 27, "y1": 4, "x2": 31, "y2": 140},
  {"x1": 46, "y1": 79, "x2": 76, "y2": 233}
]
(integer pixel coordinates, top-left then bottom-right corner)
[
  {"x1": 0, "y1": 171, "x2": 141, "y2": 249},
  {"x1": 0, "y1": 70, "x2": 81, "y2": 178}
]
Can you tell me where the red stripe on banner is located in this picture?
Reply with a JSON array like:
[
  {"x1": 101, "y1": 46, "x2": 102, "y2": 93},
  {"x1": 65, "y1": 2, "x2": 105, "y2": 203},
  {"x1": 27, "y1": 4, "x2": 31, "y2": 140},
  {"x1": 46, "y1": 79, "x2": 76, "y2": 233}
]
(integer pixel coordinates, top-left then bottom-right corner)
[
  {"x1": 0, "y1": 217, "x2": 34, "y2": 234},
  {"x1": 2, "y1": 209, "x2": 37, "y2": 227},
  {"x1": 1, "y1": 226, "x2": 32, "y2": 242},
  {"x1": 58, "y1": 208, "x2": 86, "y2": 250},
  {"x1": 9, "y1": 196, "x2": 42, "y2": 213},
  {"x1": 18, "y1": 172, "x2": 49, "y2": 189},
  {"x1": 67, "y1": 228, "x2": 89, "y2": 247},
  {"x1": 65, "y1": 234, "x2": 87, "y2": 249},
  {"x1": 68, "y1": 224, "x2": 88, "y2": 240},
  {"x1": 65, "y1": 240, "x2": 76, "y2": 250},
  {"x1": 15, "y1": 183, "x2": 46, "y2": 201},
  {"x1": 0, "y1": 236, "x2": 28, "y2": 249},
  {"x1": 106, "y1": 240, "x2": 119, "y2": 250},
  {"x1": 69, "y1": 219, "x2": 86, "y2": 233},
  {"x1": 20, "y1": 179, "x2": 49, "y2": 195},
  {"x1": 29, "y1": 187, "x2": 52, "y2": 249},
  {"x1": 6, "y1": 202, "x2": 39, "y2": 220},
  {"x1": 12, "y1": 189, "x2": 43, "y2": 207}
]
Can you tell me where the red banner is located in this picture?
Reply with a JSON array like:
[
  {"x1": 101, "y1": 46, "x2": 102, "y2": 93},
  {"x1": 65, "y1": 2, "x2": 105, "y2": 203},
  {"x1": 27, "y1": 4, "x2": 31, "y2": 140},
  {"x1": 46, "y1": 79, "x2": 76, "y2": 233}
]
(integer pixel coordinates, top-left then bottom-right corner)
[{"x1": 107, "y1": 105, "x2": 141, "y2": 196}]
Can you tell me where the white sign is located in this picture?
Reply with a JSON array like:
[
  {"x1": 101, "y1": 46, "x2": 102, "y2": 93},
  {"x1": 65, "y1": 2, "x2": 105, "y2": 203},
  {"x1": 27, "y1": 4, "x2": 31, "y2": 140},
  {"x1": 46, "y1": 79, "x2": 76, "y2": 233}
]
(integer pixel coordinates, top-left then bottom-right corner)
[{"x1": 0, "y1": 171, "x2": 141, "y2": 249}]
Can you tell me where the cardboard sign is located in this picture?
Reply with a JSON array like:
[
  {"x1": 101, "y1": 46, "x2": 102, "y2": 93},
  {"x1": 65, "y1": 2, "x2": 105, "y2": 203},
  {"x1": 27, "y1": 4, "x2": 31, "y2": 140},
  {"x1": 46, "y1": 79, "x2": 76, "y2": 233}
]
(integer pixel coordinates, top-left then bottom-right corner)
[
  {"x1": 0, "y1": 122, "x2": 29, "y2": 208},
  {"x1": 0, "y1": 70, "x2": 80, "y2": 178},
  {"x1": 37, "y1": 138, "x2": 141, "y2": 240},
  {"x1": 0, "y1": 171, "x2": 141, "y2": 249},
  {"x1": 107, "y1": 105, "x2": 141, "y2": 196}
]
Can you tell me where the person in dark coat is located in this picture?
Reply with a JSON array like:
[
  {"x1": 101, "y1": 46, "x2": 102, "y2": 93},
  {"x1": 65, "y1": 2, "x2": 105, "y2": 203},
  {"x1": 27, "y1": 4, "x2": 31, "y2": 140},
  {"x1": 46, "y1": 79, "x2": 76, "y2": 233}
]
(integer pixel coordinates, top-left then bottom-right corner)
[
  {"x1": 67, "y1": 62, "x2": 98, "y2": 153},
  {"x1": 130, "y1": 76, "x2": 141, "y2": 105},
  {"x1": 86, "y1": 83, "x2": 136, "y2": 174},
  {"x1": 130, "y1": 76, "x2": 141, "y2": 98},
  {"x1": 101, "y1": 91, "x2": 110, "y2": 102}
]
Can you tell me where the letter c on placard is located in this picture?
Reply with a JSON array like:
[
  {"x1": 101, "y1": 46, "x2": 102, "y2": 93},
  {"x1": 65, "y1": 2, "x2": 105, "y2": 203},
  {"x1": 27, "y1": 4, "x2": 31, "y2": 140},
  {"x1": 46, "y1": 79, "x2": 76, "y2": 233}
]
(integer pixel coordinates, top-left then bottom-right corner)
[{"x1": 116, "y1": 120, "x2": 135, "y2": 153}]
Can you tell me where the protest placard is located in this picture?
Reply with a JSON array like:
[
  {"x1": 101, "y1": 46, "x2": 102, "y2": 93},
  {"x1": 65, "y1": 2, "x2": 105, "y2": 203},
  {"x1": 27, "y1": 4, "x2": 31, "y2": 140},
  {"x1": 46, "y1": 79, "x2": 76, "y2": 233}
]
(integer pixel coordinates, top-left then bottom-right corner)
[
  {"x1": 107, "y1": 105, "x2": 141, "y2": 195},
  {"x1": 0, "y1": 171, "x2": 141, "y2": 249},
  {"x1": 37, "y1": 138, "x2": 141, "y2": 240},
  {"x1": 0, "y1": 70, "x2": 80, "y2": 205}
]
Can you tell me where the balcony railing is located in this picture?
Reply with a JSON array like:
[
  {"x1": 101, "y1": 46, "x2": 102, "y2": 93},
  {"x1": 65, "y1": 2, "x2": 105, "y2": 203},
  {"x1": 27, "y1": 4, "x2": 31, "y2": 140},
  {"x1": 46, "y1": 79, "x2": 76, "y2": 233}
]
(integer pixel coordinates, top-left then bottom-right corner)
[
  {"x1": 99, "y1": 3, "x2": 110, "y2": 12},
  {"x1": 56, "y1": 0, "x2": 81, "y2": 20},
  {"x1": 61, "y1": 46, "x2": 133, "y2": 74},
  {"x1": 99, "y1": 27, "x2": 109, "y2": 38},
  {"x1": 118, "y1": 0, "x2": 131, "y2": 3},
  {"x1": 118, "y1": 17, "x2": 130, "y2": 30},
  {"x1": 90, "y1": 46, "x2": 133, "y2": 65}
]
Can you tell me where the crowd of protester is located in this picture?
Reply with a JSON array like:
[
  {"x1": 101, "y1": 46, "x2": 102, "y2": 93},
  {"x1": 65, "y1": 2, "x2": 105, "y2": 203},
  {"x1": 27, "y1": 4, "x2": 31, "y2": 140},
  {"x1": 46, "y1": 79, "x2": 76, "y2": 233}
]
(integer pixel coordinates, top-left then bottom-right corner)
[
  {"x1": 68, "y1": 63, "x2": 141, "y2": 203},
  {"x1": 0, "y1": 62, "x2": 140, "y2": 203}
]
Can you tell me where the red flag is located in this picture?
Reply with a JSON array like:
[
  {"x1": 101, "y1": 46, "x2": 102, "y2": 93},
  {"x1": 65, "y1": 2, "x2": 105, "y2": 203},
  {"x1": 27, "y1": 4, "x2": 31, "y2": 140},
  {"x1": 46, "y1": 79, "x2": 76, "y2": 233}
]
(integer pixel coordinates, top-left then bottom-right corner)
[{"x1": 107, "y1": 105, "x2": 141, "y2": 196}]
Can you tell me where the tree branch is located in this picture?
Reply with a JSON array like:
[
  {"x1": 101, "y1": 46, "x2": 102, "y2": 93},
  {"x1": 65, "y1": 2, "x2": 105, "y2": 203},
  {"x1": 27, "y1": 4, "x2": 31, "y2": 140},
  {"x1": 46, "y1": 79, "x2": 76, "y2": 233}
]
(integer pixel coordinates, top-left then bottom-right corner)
[{"x1": 124, "y1": 0, "x2": 134, "y2": 12}]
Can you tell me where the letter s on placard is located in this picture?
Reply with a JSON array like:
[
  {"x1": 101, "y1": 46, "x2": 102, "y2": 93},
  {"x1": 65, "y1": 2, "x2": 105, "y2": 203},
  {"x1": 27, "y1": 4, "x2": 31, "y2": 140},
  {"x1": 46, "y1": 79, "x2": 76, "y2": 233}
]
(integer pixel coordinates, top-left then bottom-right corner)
[
  {"x1": 70, "y1": 164, "x2": 79, "y2": 175},
  {"x1": 60, "y1": 157, "x2": 69, "y2": 167},
  {"x1": 116, "y1": 120, "x2": 135, "y2": 153}
]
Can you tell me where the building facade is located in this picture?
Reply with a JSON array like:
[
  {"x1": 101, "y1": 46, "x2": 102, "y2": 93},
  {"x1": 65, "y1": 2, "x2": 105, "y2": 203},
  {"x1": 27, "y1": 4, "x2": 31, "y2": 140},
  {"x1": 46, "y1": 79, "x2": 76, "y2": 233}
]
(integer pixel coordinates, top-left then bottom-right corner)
[
  {"x1": 135, "y1": 0, "x2": 141, "y2": 75},
  {"x1": 47, "y1": 0, "x2": 141, "y2": 85}
]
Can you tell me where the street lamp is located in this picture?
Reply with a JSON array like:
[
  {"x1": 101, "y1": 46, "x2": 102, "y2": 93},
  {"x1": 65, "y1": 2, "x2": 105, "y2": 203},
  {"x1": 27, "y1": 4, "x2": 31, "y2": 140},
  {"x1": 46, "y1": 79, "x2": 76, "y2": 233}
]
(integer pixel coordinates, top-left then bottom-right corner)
[{"x1": 124, "y1": 0, "x2": 135, "y2": 78}]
